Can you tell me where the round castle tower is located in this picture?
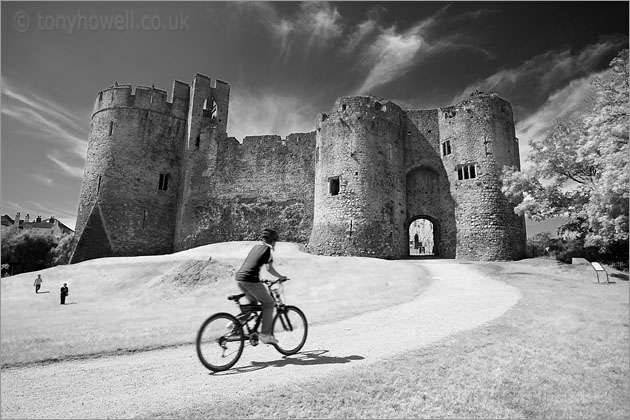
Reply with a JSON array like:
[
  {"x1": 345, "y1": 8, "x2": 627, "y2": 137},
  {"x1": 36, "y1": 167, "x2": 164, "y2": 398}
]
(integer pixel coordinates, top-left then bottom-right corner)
[
  {"x1": 308, "y1": 96, "x2": 407, "y2": 258},
  {"x1": 438, "y1": 92, "x2": 526, "y2": 260},
  {"x1": 70, "y1": 82, "x2": 190, "y2": 263}
]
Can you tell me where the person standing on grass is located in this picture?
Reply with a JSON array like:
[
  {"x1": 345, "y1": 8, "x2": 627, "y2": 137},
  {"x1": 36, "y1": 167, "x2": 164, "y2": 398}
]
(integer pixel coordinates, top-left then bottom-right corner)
[
  {"x1": 60, "y1": 283, "x2": 69, "y2": 305},
  {"x1": 34, "y1": 274, "x2": 43, "y2": 293},
  {"x1": 234, "y1": 228, "x2": 287, "y2": 345}
]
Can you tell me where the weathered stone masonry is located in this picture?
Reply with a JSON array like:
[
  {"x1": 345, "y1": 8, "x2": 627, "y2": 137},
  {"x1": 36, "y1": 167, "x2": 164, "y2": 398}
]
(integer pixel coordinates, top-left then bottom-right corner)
[{"x1": 71, "y1": 74, "x2": 526, "y2": 263}]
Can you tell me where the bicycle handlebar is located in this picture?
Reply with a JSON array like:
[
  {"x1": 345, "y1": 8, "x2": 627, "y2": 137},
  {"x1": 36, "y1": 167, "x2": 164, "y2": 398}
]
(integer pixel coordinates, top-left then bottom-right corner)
[{"x1": 262, "y1": 278, "x2": 290, "y2": 286}]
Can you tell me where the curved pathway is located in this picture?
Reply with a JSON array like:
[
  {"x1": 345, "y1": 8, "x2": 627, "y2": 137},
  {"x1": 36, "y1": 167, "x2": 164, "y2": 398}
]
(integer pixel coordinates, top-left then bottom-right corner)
[{"x1": 1, "y1": 260, "x2": 521, "y2": 419}]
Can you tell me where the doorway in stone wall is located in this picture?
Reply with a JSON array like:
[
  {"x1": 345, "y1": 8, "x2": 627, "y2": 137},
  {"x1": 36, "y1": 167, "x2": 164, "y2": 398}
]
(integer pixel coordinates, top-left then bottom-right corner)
[{"x1": 408, "y1": 217, "x2": 438, "y2": 256}]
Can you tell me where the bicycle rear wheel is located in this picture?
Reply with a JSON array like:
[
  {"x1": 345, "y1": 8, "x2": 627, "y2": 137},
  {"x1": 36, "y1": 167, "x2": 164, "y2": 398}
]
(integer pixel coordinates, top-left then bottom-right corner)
[
  {"x1": 196, "y1": 312, "x2": 244, "y2": 372},
  {"x1": 272, "y1": 305, "x2": 308, "y2": 355}
]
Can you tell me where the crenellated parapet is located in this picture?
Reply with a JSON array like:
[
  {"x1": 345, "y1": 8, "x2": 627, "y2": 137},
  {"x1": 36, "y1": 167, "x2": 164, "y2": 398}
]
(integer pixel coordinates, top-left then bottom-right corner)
[{"x1": 92, "y1": 80, "x2": 191, "y2": 120}]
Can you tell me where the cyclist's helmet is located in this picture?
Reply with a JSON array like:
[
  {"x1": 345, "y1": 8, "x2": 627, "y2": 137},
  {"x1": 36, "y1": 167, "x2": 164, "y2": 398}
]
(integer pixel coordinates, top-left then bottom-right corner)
[{"x1": 261, "y1": 228, "x2": 279, "y2": 243}]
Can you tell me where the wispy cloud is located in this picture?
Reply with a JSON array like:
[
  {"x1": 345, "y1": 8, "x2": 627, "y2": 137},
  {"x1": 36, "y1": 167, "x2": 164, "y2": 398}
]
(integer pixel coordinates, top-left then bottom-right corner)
[
  {"x1": 450, "y1": 37, "x2": 627, "y2": 118},
  {"x1": 30, "y1": 174, "x2": 54, "y2": 186},
  {"x1": 354, "y1": 23, "x2": 429, "y2": 95},
  {"x1": 299, "y1": 2, "x2": 344, "y2": 51},
  {"x1": 47, "y1": 153, "x2": 84, "y2": 179},
  {"x1": 1, "y1": 78, "x2": 89, "y2": 159},
  {"x1": 1, "y1": 79, "x2": 88, "y2": 185},
  {"x1": 227, "y1": 89, "x2": 317, "y2": 141},
  {"x1": 245, "y1": 2, "x2": 344, "y2": 64},
  {"x1": 350, "y1": 4, "x2": 496, "y2": 95}
]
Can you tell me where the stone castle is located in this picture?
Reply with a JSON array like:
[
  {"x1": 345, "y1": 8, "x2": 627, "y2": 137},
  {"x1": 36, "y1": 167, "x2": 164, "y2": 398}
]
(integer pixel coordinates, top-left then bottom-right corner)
[{"x1": 70, "y1": 73, "x2": 526, "y2": 263}]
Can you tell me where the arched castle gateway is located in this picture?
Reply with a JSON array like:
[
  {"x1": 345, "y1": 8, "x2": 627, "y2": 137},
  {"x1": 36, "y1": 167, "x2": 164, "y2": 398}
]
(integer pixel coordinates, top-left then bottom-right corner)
[{"x1": 70, "y1": 73, "x2": 526, "y2": 263}]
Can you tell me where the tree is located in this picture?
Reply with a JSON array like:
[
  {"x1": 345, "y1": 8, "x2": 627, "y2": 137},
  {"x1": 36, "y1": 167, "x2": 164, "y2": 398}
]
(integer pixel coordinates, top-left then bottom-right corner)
[
  {"x1": 503, "y1": 49, "x2": 629, "y2": 252},
  {"x1": 4, "y1": 230, "x2": 57, "y2": 274},
  {"x1": 51, "y1": 233, "x2": 76, "y2": 266}
]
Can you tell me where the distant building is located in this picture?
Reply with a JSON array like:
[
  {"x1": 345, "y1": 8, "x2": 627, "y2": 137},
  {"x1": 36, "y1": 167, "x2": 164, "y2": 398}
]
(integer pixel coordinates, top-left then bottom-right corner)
[{"x1": 1, "y1": 212, "x2": 74, "y2": 239}]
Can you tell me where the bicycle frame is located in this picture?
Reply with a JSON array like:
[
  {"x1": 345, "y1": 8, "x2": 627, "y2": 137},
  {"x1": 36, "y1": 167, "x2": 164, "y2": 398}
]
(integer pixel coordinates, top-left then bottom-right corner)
[
  {"x1": 231, "y1": 279, "x2": 291, "y2": 344},
  {"x1": 196, "y1": 277, "x2": 308, "y2": 371}
]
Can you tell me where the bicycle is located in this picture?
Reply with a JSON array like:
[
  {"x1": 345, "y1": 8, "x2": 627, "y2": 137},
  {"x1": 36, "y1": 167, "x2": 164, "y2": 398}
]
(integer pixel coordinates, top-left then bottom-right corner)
[{"x1": 196, "y1": 278, "x2": 308, "y2": 372}]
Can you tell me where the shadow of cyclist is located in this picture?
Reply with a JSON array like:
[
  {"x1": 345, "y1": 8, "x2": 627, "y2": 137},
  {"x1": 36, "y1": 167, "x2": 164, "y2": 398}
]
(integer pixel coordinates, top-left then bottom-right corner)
[{"x1": 210, "y1": 350, "x2": 364, "y2": 375}]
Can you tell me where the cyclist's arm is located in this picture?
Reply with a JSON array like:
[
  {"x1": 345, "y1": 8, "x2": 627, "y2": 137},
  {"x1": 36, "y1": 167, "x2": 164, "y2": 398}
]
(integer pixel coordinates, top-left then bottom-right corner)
[{"x1": 265, "y1": 262, "x2": 286, "y2": 280}]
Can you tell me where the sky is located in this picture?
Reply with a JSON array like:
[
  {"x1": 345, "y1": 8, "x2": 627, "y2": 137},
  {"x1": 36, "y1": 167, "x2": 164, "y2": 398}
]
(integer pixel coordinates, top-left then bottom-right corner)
[{"x1": 1, "y1": 1, "x2": 628, "y2": 237}]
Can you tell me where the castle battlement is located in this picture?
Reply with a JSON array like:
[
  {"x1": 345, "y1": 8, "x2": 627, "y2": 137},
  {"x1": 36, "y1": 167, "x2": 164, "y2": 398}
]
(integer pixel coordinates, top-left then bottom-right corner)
[
  {"x1": 93, "y1": 81, "x2": 191, "y2": 120},
  {"x1": 71, "y1": 74, "x2": 526, "y2": 265}
]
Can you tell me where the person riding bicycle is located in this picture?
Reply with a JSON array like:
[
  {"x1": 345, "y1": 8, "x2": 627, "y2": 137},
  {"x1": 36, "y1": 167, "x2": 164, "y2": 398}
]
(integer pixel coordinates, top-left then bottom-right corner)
[{"x1": 235, "y1": 228, "x2": 287, "y2": 345}]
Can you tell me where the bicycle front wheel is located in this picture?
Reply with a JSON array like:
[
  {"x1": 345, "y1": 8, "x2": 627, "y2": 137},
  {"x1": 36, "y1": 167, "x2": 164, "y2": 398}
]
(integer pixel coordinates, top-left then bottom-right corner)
[
  {"x1": 196, "y1": 312, "x2": 244, "y2": 372},
  {"x1": 272, "y1": 305, "x2": 308, "y2": 355}
]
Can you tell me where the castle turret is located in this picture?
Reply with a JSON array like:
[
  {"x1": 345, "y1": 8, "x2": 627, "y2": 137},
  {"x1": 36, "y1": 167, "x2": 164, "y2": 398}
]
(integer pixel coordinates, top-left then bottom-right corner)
[
  {"x1": 173, "y1": 74, "x2": 231, "y2": 251},
  {"x1": 437, "y1": 93, "x2": 526, "y2": 260},
  {"x1": 71, "y1": 81, "x2": 188, "y2": 263},
  {"x1": 308, "y1": 96, "x2": 407, "y2": 258}
]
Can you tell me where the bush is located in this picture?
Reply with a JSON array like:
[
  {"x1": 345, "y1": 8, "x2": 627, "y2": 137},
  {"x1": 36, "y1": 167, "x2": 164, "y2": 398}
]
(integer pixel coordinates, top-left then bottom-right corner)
[{"x1": 550, "y1": 237, "x2": 628, "y2": 270}]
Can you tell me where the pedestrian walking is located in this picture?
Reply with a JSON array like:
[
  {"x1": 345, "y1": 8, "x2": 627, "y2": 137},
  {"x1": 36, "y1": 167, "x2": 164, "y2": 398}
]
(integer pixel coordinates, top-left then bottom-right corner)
[{"x1": 34, "y1": 274, "x2": 43, "y2": 293}]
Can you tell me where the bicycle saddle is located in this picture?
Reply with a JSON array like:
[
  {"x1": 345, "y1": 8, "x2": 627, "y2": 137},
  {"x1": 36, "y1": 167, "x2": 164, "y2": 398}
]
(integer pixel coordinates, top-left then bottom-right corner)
[{"x1": 227, "y1": 293, "x2": 246, "y2": 301}]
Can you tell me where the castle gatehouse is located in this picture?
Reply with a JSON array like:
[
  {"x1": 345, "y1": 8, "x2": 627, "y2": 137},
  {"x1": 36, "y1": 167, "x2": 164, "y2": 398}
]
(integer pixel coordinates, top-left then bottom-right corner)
[{"x1": 70, "y1": 73, "x2": 526, "y2": 263}]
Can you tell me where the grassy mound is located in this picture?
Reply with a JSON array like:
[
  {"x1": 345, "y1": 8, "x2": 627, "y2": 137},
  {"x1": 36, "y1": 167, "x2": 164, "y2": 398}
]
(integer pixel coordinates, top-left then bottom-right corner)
[{"x1": 1, "y1": 242, "x2": 429, "y2": 366}]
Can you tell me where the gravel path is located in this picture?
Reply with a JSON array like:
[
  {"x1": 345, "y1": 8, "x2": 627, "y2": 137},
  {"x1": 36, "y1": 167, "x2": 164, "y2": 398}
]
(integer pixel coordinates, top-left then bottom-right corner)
[{"x1": 1, "y1": 260, "x2": 521, "y2": 419}]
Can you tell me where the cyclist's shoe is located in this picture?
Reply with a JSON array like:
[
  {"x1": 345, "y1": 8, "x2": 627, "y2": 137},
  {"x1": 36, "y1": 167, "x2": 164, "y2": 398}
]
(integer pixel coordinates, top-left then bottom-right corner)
[{"x1": 259, "y1": 334, "x2": 279, "y2": 345}]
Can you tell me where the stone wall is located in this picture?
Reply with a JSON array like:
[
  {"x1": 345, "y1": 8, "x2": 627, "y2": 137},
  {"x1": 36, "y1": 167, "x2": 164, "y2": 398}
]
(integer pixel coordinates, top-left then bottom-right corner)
[{"x1": 174, "y1": 132, "x2": 316, "y2": 250}]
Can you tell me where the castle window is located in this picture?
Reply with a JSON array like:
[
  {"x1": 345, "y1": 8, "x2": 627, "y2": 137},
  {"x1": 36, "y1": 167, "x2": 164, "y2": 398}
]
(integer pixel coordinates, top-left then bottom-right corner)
[
  {"x1": 328, "y1": 176, "x2": 340, "y2": 196},
  {"x1": 97, "y1": 175, "x2": 102, "y2": 193},
  {"x1": 195, "y1": 134, "x2": 201, "y2": 148},
  {"x1": 443, "y1": 109, "x2": 456, "y2": 119},
  {"x1": 211, "y1": 99, "x2": 218, "y2": 119},
  {"x1": 108, "y1": 121, "x2": 114, "y2": 136},
  {"x1": 457, "y1": 164, "x2": 477, "y2": 180},
  {"x1": 142, "y1": 210, "x2": 148, "y2": 229},
  {"x1": 158, "y1": 173, "x2": 170, "y2": 191},
  {"x1": 442, "y1": 140, "x2": 452, "y2": 156},
  {"x1": 341, "y1": 104, "x2": 347, "y2": 112}
]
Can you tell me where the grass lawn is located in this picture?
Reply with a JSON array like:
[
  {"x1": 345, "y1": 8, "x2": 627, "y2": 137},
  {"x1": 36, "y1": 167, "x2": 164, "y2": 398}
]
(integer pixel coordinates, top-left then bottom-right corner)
[
  {"x1": 154, "y1": 258, "x2": 629, "y2": 419},
  {"x1": 0, "y1": 242, "x2": 429, "y2": 366}
]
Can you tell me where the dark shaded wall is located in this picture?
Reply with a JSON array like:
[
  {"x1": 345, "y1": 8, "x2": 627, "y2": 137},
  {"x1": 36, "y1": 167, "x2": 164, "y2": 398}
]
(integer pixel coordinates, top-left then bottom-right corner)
[{"x1": 174, "y1": 132, "x2": 316, "y2": 250}]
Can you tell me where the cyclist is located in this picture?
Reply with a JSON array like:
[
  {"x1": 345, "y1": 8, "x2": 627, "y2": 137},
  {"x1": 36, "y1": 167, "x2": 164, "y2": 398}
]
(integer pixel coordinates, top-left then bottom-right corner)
[{"x1": 235, "y1": 228, "x2": 287, "y2": 345}]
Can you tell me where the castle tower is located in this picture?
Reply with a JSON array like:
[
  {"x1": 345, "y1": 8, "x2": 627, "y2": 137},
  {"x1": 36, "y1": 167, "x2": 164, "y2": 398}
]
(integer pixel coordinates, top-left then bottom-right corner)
[
  {"x1": 70, "y1": 81, "x2": 189, "y2": 263},
  {"x1": 308, "y1": 96, "x2": 407, "y2": 258},
  {"x1": 438, "y1": 93, "x2": 526, "y2": 260},
  {"x1": 173, "y1": 74, "x2": 231, "y2": 251}
]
